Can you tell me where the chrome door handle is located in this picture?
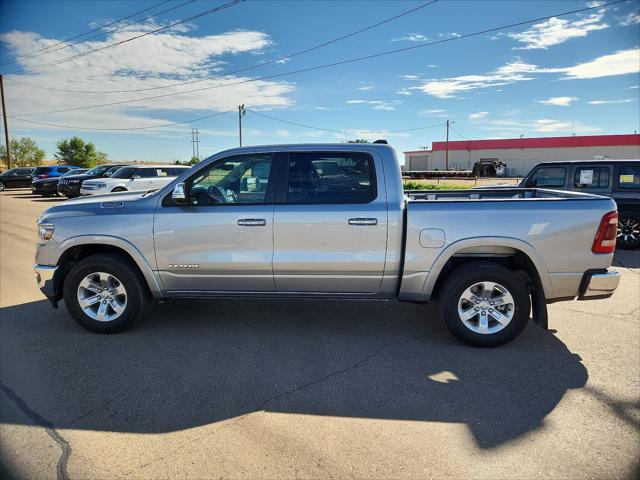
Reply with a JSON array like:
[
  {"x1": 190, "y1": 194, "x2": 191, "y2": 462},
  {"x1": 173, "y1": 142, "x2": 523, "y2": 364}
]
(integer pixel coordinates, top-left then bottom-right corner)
[
  {"x1": 238, "y1": 218, "x2": 266, "y2": 226},
  {"x1": 348, "y1": 218, "x2": 378, "y2": 226}
]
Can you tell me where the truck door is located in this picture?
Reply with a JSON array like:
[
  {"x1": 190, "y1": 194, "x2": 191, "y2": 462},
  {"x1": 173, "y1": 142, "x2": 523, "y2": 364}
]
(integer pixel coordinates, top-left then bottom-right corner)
[
  {"x1": 153, "y1": 153, "x2": 277, "y2": 292},
  {"x1": 272, "y1": 151, "x2": 388, "y2": 294}
]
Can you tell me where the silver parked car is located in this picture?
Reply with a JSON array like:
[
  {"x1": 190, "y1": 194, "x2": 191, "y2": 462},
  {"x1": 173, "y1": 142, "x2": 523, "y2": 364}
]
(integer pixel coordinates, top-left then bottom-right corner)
[{"x1": 34, "y1": 143, "x2": 620, "y2": 347}]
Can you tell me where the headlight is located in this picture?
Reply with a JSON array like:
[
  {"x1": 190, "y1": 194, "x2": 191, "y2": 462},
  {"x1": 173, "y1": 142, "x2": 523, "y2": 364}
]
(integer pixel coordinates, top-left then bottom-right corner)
[{"x1": 38, "y1": 223, "x2": 55, "y2": 241}]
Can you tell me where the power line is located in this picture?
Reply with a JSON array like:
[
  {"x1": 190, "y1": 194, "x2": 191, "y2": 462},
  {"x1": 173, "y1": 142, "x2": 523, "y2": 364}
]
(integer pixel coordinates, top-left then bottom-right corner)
[
  {"x1": 9, "y1": 108, "x2": 237, "y2": 131},
  {"x1": 12, "y1": 0, "x2": 625, "y2": 117},
  {"x1": 246, "y1": 109, "x2": 446, "y2": 134},
  {"x1": 2, "y1": 0, "x2": 245, "y2": 76},
  {"x1": 450, "y1": 124, "x2": 469, "y2": 140},
  {"x1": 6, "y1": 0, "x2": 439, "y2": 94},
  {"x1": 0, "y1": 0, "x2": 180, "y2": 65}
]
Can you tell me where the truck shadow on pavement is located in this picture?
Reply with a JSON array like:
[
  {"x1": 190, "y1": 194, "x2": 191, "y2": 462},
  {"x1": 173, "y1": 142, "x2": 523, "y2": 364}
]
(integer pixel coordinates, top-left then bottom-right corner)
[{"x1": 0, "y1": 297, "x2": 587, "y2": 450}]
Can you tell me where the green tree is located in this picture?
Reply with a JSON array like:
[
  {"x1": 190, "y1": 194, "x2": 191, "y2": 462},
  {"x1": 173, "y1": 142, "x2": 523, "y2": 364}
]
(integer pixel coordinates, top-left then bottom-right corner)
[
  {"x1": 54, "y1": 136, "x2": 107, "y2": 167},
  {"x1": 189, "y1": 156, "x2": 200, "y2": 165},
  {"x1": 0, "y1": 137, "x2": 46, "y2": 168}
]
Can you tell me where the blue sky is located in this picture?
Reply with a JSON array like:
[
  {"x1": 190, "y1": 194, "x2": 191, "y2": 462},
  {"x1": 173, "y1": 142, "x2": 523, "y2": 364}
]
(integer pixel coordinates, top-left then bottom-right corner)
[{"x1": 0, "y1": 0, "x2": 639, "y2": 163}]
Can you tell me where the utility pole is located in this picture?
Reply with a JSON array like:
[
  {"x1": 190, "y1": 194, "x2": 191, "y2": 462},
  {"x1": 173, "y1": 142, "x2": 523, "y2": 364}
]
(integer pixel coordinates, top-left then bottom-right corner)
[
  {"x1": 191, "y1": 128, "x2": 200, "y2": 160},
  {"x1": 445, "y1": 120, "x2": 454, "y2": 171},
  {"x1": 238, "y1": 104, "x2": 245, "y2": 147},
  {"x1": 0, "y1": 75, "x2": 11, "y2": 169}
]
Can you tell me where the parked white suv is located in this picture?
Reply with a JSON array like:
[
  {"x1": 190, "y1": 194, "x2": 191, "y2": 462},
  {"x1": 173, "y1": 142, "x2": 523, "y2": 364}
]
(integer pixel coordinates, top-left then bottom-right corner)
[{"x1": 80, "y1": 165, "x2": 190, "y2": 195}]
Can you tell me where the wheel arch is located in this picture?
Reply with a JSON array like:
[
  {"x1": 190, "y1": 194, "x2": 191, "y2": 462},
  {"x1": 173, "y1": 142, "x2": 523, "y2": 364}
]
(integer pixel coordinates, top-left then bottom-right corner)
[
  {"x1": 421, "y1": 237, "x2": 552, "y2": 302},
  {"x1": 52, "y1": 237, "x2": 162, "y2": 303}
]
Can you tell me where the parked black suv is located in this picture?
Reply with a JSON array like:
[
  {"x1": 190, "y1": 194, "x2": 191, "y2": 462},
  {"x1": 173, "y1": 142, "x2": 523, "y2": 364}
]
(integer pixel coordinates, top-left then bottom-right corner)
[
  {"x1": 521, "y1": 160, "x2": 640, "y2": 249},
  {"x1": 57, "y1": 164, "x2": 128, "y2": 198},
  {"x1": 0, "y1": 167, "x2": 36, "y2": 190}
]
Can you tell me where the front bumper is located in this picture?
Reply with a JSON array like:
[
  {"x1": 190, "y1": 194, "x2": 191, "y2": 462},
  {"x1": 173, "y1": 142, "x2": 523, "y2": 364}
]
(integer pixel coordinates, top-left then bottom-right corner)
[
  {"x1": 32, "y1": 184, "x2": 58, "y2": 195},
  {"x1": 57, "y1": 183, "x2": 81, "y2": 197},
  {"x1": 579, "y1": 269, "x2": 621, "y2": 299},
  {"x1": 34, "y1": 264, "x2": 59, "y2": 307}
]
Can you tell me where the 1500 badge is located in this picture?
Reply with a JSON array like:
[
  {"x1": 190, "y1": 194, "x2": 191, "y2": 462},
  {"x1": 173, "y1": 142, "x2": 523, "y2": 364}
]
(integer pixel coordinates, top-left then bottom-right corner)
[{"x1": 168, "y1": 264, "x2": 199, "y2": 269}]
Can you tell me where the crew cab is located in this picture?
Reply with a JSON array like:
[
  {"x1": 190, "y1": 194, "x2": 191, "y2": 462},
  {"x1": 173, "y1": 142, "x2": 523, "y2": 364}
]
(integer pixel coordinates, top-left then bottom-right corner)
[
  {"x1": 520, "y1": 160, "x2": 640, "y2": 249},
  {"x1": 34, "y1": 144, "x2": 621, "y2": 347},
  {"x1": 80, "y1": 165, "x2": 190, "y2": 195}
]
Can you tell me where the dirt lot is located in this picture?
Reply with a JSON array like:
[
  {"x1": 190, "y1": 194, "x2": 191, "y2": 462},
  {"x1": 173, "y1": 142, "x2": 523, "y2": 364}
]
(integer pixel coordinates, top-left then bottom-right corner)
[{"x1": 1, "y1": 189, "x2": 639, "y2": 480}]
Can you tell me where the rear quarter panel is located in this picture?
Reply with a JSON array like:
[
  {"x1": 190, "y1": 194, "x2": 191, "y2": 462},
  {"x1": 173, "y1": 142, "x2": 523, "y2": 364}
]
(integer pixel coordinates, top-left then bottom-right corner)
[{"x1": 400, "y1": 197, "x2": 617, "y2": 301}]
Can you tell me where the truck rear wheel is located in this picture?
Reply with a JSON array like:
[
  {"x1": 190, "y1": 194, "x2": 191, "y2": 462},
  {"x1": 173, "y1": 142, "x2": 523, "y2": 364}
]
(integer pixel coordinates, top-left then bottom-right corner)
[
  {"x1": 62, "y1": 253, "x2": 149, "y2": 333},
  {"x1": 439, "y1": 261, "x2": 530, "y2": 347},
  {"x1": 617, "y1": 212, "x2": 640, "y2": 249}
]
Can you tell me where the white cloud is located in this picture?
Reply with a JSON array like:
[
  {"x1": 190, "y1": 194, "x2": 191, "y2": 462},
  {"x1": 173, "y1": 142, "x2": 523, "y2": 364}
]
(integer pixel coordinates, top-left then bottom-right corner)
[
  {"x1": 414, "y1": 60, "x2": 537, "y2": 98},
  {"x1": 559, "y1": 48, "x2": 640, "y2": 79},
  {"x1": 412, "y1": 48, "x2": 640, "y2": 99},
  {"x1": 1, "y1": 25, "x2": 293, "y2": 131},
  {"x1": 630, "y1": 85, "x2": 640, "y2": 89},
  {"x1": 618, "y1": 12, "x2": 640, "y2": 26},
  {"x1": 357, "y1": 82, "x2": 375, "y2": 91},
  {"x1": 345, "y1": 99, "x2": 401, "y2": 110},
  {"x1": 588, "y1": 98, "x2": 636, "y2": 104},
  {"x1": 508, "y1": 13, "x2": 608, "y2": 49},
  {"x1": 396, "y1": 88, "x2": 412, "y2": 96},
  {"x1": 480, "y1": 118, "x2": 601, "y2": 134},
  {"x1": 538, "y1": 96, "x2": 578, "y2": 106},
  {"x1": 391, "y1": 33, "x2": 429, "y2": 42},
  {"x1": 469, "y1": 111, "x2": 489, "y2": 120}
]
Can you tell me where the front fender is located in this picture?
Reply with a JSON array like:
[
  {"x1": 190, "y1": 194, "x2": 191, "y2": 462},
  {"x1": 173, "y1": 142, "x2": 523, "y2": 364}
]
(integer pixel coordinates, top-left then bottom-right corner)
[{"x1": 54, "y1": 235, "x2": 163, "y2": 296}]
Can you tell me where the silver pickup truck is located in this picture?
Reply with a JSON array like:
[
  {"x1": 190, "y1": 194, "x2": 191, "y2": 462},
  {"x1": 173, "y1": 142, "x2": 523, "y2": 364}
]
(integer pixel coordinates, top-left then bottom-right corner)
[{"x1": 34, "y1": 143, "x2": 621, "y2": 347}]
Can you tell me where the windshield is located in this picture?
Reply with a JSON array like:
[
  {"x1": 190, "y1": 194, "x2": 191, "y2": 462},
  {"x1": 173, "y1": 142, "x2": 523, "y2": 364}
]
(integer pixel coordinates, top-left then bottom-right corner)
[
  {"x1": 105, "y1": 166, "x2": 123, "y2": 176},
  {"x1": 85, "y1": 165, "x2": 112, "y2": 176},
  {"x1": 0, "y1": 168, "x2": 17, "y2": 176},
  {"x1": 62, "y1": 169, "x2": 87, "y2": 176},
  {"x1": 109, "y1": 167, "x2": 136, "y2": 179},
  {"x1": 33, "y1": 167, "x2": 52, "y2": 175}
]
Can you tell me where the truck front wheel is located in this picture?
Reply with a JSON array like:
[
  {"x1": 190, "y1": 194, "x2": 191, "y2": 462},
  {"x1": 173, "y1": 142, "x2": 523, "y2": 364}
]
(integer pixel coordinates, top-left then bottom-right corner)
[
  {"x1": 439, "y1": 262, "x2": 531, "y2": 347},
  {"x1": 62, "y1": 253, "x2": 149, "y2": 333}
]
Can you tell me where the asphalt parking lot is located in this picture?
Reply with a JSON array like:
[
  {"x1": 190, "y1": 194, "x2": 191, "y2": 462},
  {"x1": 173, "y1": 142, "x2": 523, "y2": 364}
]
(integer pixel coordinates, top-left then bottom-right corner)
[{"x1": 0, "y1": 189, "x2": 638, "y2": 480}]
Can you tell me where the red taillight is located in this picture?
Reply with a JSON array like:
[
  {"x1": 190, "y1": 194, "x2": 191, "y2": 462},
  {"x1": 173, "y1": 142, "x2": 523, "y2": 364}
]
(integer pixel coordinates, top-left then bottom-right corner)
[{"x1": 592, "y1": 211, "x2": 618, "y2": 254}]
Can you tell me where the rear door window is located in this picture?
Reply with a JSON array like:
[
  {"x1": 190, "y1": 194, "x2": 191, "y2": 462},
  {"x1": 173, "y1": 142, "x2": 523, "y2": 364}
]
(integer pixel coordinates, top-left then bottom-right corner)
[
  {"x1": 135, "y1": 168, "x2": 156, "y2": 178},
  {"x1": 529, "y1": 167, "x2": 566, "y2": 187},
  {"x1": 616, "y1": 165, "x2": 640, "y2": 189},
  {"x1": 286, "y1": 152, "x2": 376, "y2": 204},
  {"x1": 574, "y1": 166, "x2": 610, "y2": 188}
]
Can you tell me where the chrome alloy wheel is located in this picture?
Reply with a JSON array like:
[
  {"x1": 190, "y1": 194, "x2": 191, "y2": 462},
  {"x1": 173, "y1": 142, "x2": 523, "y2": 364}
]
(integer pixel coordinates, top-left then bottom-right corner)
[
  {"x1": 77, "y1": 272, "x2": 127, "y2": 322},
  {"x1": 457, "y1": 281, "x2": 515, "y2": 335}
]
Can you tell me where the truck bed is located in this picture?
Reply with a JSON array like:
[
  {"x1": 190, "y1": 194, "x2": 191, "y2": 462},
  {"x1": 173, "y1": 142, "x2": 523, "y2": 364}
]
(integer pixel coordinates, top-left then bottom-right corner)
[{"x1": 404, "y1": 187, "x2": 605, "y2": 201}]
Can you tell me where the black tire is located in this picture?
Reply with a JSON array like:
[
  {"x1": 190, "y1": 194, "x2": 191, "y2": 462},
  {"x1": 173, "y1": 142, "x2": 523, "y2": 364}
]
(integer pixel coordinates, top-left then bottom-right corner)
[
  {"x1": 63, "y1": 253, "x2": 149, "y2": 333},
  {"x1": 616, "y1": 212, "x2": 640, "y2": 250},
  {"x1": 0, "y1": 181, "x2": 5, "y2": 191},
  {"x1": 439, "y1": 261, "x2": 531, "y2": 347},
  {"x1": 111, "y1": 187, "x2": 127, "y2": 192}
]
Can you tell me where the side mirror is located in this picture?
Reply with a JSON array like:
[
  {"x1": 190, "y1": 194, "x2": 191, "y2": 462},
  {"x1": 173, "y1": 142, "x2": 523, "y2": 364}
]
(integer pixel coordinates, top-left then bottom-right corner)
[{"x1": 172, "y1": 182, "x2": 188, "y2": 204}]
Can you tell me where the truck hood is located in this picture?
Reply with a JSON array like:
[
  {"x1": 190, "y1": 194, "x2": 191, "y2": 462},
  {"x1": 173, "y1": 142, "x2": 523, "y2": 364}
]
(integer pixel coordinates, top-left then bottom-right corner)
[{"x1": 39, "y1": 190, "x2": 154, "y2": 221}]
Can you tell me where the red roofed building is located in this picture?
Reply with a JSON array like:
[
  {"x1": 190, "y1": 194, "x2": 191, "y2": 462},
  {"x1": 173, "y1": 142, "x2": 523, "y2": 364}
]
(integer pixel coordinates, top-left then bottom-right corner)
[{"x1": 403, "y1": 134, "x2": 640, "y2": 176}]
